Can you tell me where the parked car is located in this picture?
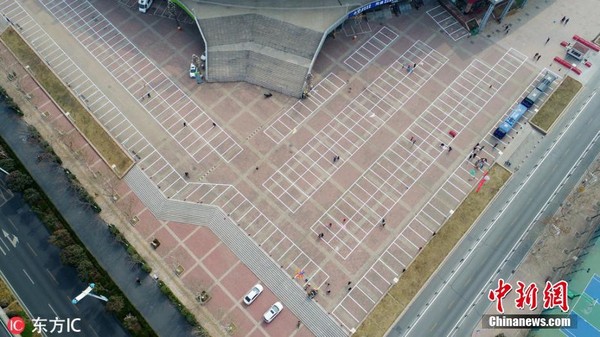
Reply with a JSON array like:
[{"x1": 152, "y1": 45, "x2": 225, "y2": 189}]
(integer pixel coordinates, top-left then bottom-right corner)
[
  {"x1": 138, "y1": 0, "x2": 153, "y2": 13},
  {"x1": 263, "y1": 302, "x2": 283, "y2": 323},
  {"x1": 243, "y1": 284, "x2": 263, "y2": 305},
  {"x1": 189, "y1": 63, "x2": 197, "y2": 78}
]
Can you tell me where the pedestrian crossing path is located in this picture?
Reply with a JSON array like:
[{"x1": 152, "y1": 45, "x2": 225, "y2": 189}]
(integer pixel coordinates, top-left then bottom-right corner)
[{"x1": 125, "y1": 167, "x2": 347, "y2": 337}]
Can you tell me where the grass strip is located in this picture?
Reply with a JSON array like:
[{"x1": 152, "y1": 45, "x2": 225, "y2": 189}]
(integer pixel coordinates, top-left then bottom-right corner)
[
  {"x1": 0, "y1": 28, "x2": 132, "y2": 176},
  {"x1": 530, "y1": 76, "x2": 582, "y2": 133},
  {"x1": 354, "y1": 164, "x2": 511, "y2": 337}
]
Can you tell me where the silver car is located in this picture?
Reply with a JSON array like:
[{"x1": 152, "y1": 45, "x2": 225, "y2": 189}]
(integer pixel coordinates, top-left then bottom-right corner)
[
  {"x1": 263, "y1": 302, "x2": 283, "y2": 323},
  {"x1": 243, "y1": 284, "x2": 263, "y2": 305}
]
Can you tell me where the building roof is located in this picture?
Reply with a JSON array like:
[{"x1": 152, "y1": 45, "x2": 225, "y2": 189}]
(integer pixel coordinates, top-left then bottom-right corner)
[{"x1": 181, "y1": 0, "x2": 359, "y2": 97}]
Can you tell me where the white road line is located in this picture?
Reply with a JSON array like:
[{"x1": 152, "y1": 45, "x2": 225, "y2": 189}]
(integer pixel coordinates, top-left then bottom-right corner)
[
  {"x1": 45, "y1": 268, "x2": 59, "y2": 285},
  {"x1": 26, "y1": 242, "x2": 37, "y2": 256},
  {"x1": 48, "y1": 303, "x2": 58, "y2": 317},
  {"x1": 22, "y1": 269, "x2": 34, "y2": 284},
  {"x1": 405, "y1": 91, "x2": 597, "y2": 336}
]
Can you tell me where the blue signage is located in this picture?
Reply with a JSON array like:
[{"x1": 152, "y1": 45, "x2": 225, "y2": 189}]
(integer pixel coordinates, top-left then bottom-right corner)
[{"x1": 348, "y1": 0, "x2": 395, "y2": 18}]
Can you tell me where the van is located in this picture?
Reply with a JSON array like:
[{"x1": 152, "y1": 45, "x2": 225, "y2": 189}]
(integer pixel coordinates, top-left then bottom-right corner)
[{"x1": 138, "y1": 0, "x2": 153, "y2": 13}]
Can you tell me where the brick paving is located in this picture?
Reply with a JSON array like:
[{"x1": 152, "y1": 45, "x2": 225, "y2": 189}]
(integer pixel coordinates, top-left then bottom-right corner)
[{"x1": 4, "y1": 0, "x2": 592, "y2": 335}]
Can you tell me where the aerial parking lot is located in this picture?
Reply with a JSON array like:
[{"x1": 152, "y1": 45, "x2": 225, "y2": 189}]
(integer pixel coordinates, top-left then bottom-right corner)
[{"x1": 2, "y1": 0, "x2": 599, "y2": 336}]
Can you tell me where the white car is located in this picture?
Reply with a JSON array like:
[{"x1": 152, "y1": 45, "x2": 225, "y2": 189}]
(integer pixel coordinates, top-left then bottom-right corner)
[
  {"x1": 138, "y1": 0, "x2": 153, "y2": 13},
  {"x1": 263, "y1": 302, "x2": 283, "y2": 323},
  {"x1": 243, "y1": 284, "x2": 263, "y2": 305},
  {"x1": 189, "y1": 63, "x2": 197, "y2": 78}
]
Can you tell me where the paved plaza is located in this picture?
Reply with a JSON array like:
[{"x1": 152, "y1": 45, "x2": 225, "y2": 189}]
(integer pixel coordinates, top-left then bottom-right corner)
[{"x1": 3, "y1": 0, "x2": 585, "y2": 336}]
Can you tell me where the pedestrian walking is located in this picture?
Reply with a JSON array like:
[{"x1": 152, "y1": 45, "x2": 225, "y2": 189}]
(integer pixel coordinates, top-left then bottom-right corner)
[
  {"x1": 489, "y1": 84, "x2": 493, "y2": 89},
  {"x1": 297, "y1": 321, "x2": 301, "y2": 328},
  {"x1": 333, "y1": 156, "x2": 337, "y2": 163},
  {"x1": 413, "y1": 63, "x2": 417, "y2": 68},
  {"x1": 410, "y1": 136, "x2": 414, "y2": 142},
  {"x1": 440, "y1": 143, "x2": 445, "y2": 149},
  {"x1": 318, "y1": 233, "x2": 324, "y2": 239},
  {"x1": 184, "y1": 172, "x2": 189, "y2": 178},
  {"x1": 336, "y1": 156, "x2": 340, "y2": 162},
  {"x1": 183, "y1": 122, "x2": 187, "y2": 127},
  {"x1": 479, "y1": 145, "x2": 485, "y2": 152},
  {"x1": 328, "y1": 223, "x2": 332, "y2": 228},
  {"x1": 136, "y1": 277, "x2": 141, "y2": 284},
  {"x1": 534, "y1": 52, "x2": 539, "y2": 59},
  {"x1": 381, "y1": 218, "x2": 386, "y2": 227},
  {"x1": 326, "y1": 282, "x2": 330, "y2": 287},
  {"x1": 545, "y1": 37, "x2": 550, "y2": 45},
  {"x1": 537, "y1": 54, "x2": 541, "y2": 61},
  {"x1": 493, "y1": 143, "x2": 498, "y2": 149},
  {"x1": 147, "y1": 92, "x2": 151, "y2": 98},
  {"x1": 326, "y1": 290, "x2": 331, "y2": 295},
  {"x1": 348, "y1": 287, "x2": 352, "y2": 292},
  {"x1": 447, "y1": 146, "x2": 452, "y2": 153},
  {"x1": 560, "y1": 16, "x2": 566, "y2": 24},
  {"x1": 212, "y1": 122, "x2": 216, "y2": 127},
  {"x1": 347, "y1": 281, "x2": 352, "y2": 285},
  {"x1": 342, "y1": 218, "x2": 347, "y2": 223},
  {"x1": 564, "y1": 18, "x2": 569, "y2": 25},
  {"x1": 505, "y1": 29, "x2": 510, "y2": 35},
  {"x1": 412, "y1": 139, "x2": 417, "y2": 145},
  {"x1": 468, "y1": 153, "x2": 474, "y2": 160}
]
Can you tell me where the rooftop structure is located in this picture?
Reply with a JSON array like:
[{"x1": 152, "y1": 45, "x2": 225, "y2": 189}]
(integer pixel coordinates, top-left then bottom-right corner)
[{"x1": 180, "y1": 0, "x2": 372, "y2": 97}]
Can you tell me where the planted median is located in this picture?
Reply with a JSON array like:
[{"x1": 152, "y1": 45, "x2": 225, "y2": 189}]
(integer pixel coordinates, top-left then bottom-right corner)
[
  {"x1": 354, "y1": 164, "x2": 511, "y2": 336},
  {"x1": 0, "y1": 27, "x2": 133, "y2": 177}
]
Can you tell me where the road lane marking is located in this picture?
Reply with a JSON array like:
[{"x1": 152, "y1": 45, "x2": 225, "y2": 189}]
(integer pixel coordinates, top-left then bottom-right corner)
[
  {"x1": 26, "y1": 242, "x2": 37, "y2": 256},
  {"x1": 45, "y1": 268, "x2": 58, "y2": 285},
  {"x1": 451, "y1": 129, "x2": 600, "y2": 335},
  {"x1": 88, "y1": 324, "x2": 100, "y2": 337},
  {"x1": 0, "y1": 236, "x2": 9, "y2": 251},
  {"x1": 404, "y1": 91, "x2": 597, "y2": 336},
  {"x1": 48, "y1": 303, "x2": 58, "y2": 317},
  {"x1": 22, "y1": 269, "x2": 34, "y2": 285},
  {"x1": 8, "y1": 218, "x2": 18, "y2": 232}
]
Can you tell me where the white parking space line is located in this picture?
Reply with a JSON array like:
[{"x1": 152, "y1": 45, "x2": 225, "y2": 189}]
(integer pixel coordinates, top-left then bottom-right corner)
[
  {"x1": 330, "y1": 49, "x2": 528, "y2": 330},
  {"x1": 38, "y1": 0, "x2": 243, "y2": 163},
  {"x1": 264, "y1": 73, "x2": 346, "y2": 144},
  {"x1": 344, "y1": 26, "x2": 399, "y2": 73},
  {"x1": 427, "y1": 6, "x2": 470, "y2": 41},
  {"x1": 264, "y1": 41, "x2": 449, "y2": 213}
]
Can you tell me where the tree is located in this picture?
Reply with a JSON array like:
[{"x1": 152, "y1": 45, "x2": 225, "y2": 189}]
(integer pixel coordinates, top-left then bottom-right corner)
[
  {"x1": 49, "y1": 228, "x2": 75, "y2": 248},
  {"x1": 23, "y1": 188, "x2": 42, "y2": 204},
  {"x1": 60, "y1": 244, "x2": 85, "y2": 266},
  {"x1": 105, "y1": 295, "x2": 125, "y2": 314},
  {"x1": 6, "y1": 171, "x2": 33, "y2": 192},
  {"x1": 0, "y1": 158, "x2": 16, "y2": 172},
  {"x1": 76, "y1": 259, "x2": 99, "y2": 282},
  {"x1": 123, "y1": 314, "x2": 142, "y2": 332}
]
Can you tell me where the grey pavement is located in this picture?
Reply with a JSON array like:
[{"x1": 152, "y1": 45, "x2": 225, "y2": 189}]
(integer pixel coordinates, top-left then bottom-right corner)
[
  {"x1": 125, "y1": 166, "x2": 348, "y2": 337},
  {"x1": 0, "y1": 105, "x2": 196, "y2": 337},
  {"x1": 387, "y1": 68, "x2": 600, "y2": 336},
  {"x1": 0, "y1": 178, "x2": 128, "y2": 337}
]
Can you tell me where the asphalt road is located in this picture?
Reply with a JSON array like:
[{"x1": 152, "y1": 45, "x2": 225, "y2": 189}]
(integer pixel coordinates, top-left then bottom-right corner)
[
  {"x1": 389, "y1": 68, "x2": 600, "y2": 337},
  {"x1": 0, "y1": 106, "x2": 197, "y2": 337},
  {"x1": 0, "y1": 179, "x2": 129, "y2": 337}
]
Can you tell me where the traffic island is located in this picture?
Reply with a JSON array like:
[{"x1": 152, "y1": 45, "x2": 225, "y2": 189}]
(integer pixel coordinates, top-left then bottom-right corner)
[
  {"x1": 530, "y1": 76, "x2": 582, "y2": 134},
  {"x1": 0, "y1": 27, "x2": 133, "y2": 177},
  {"x1": 354, "y1": 164, "x2": 511, "y2": 337}
]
